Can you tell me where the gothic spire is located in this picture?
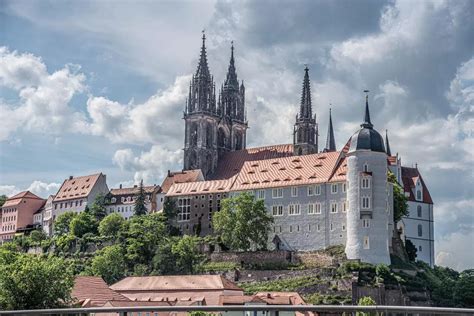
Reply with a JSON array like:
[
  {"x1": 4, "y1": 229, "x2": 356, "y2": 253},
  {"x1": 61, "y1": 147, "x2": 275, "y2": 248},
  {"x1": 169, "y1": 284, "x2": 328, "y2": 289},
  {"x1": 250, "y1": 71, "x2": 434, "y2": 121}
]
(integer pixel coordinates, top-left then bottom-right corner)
[
  {"x1": 224, "y1": 41, "x2": 239, "y2": 89},
  {"x1": 325, "y1": 108, "x2": 336, "y2": 152},
  {"x1": 196, "y1": 30, "x2": 210, "y2": 79},
  {"x1": 385, "y1": 129, "x2": 392, "y2": 156},
  {"x1": 361, "y1": 90, "x2": 373, "y2": 128},
  {"x1": 299, "y1": 67, "x2": 312, "y2": 119}
]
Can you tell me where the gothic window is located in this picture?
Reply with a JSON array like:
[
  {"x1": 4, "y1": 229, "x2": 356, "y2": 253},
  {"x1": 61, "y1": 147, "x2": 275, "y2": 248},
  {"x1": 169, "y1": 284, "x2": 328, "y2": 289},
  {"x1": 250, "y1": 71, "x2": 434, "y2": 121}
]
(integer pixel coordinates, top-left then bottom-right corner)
[
  {"x1": 416, "y1": 190, "x2": 422, "y2": 201},
  {"x1": 190, "y1": 123, "x2": 198, "y2": 146},
  {"x1": 206, "y1": 123, "x2": 213, "y2": 147},
  {"x1": 364, "y1": 163, "x2": 369, "y2": 172},
  {"x1": 417, "y1": 205, "x2": 422, "y2": 217}
]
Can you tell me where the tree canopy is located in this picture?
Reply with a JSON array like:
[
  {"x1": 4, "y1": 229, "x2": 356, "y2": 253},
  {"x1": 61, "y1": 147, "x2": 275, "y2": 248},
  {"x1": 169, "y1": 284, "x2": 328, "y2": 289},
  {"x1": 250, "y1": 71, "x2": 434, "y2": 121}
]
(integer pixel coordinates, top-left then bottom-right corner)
[
  {"x1": 99, "y1": 213, "x2": 125, "y2": 238},
  {"x1": 388, "y1": 171, "x2": 409, "y2": 223},
  {"x1": 133, "y1": 180, "x2": 148, "y2": 216},
  {"x1": 53, "y1": 212, "x2": 77, "y2": 236},
  {"x1": 213, "y1": 192, "x2": 273, "y2": 251}
]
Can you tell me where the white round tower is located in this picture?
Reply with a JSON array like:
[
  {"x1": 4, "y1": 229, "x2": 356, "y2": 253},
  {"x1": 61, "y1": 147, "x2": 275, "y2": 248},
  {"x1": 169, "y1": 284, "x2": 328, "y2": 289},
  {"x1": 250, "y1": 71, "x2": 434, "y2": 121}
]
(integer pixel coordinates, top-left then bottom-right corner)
[{"x1": 345, "y1": 93, "x2": 391, "y2": 265}]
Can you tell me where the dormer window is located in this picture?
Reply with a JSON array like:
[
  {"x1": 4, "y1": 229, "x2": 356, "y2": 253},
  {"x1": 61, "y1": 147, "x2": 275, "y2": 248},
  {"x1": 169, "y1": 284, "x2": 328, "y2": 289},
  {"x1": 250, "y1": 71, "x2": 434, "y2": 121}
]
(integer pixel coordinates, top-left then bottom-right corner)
[{"x1": 111, "y1": 197, "x2": 116, "y2": 203}]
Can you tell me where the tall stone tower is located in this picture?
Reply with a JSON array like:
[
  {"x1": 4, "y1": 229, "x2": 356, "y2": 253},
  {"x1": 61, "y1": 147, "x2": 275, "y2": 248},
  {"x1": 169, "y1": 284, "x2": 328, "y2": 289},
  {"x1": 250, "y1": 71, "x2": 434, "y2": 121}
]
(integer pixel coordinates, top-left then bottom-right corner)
[
  {"x1": 345, "y1": 92, "x2": 391, "y2": 265},
  {"x1": 217, "y1": 42, "x2": 247, "y2": 157},
  {"x1": 183, "y1": 32, "x2": 219, "y2": 177},
  {"x1": 293, "y1": 67, "x2": 318, "y2": 155}
]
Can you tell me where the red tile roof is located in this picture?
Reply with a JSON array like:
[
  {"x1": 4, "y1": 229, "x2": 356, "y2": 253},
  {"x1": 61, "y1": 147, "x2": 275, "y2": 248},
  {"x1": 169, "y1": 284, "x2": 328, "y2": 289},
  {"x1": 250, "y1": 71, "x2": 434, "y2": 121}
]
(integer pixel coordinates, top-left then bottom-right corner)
[
  {"x1": 2, "y1": 191, "x2": 44, "y2": 207},
  {"x1": 72, "y1": 276, "x2": 129, "y2": 307},
  {"x1": 110, "y1": 275, "x2": 242, "y2": 292},
  {"x1": 160, "y1": 170, "x2": 204, "y2": 193},
  {"x1": 167, "y1": 177, "x2": 236, "y2": 196},
  {"x1": 53, "y1": 173, "x2": 103, "y2": 202},
  {"x1": 231, "y1": 151, "x2": 340, "y2": 191},
  {"x1": 210, "y1": 144, "x2": 295, "y2": 180},
  {"x1": 401, "y1": 167, "x2": 433, "y2": 204}
]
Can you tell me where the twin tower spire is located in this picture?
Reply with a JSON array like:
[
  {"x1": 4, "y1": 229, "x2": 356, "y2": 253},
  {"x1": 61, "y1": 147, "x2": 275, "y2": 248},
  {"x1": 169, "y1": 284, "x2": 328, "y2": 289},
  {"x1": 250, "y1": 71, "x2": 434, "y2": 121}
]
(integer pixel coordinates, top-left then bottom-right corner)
[{"x1": 293, "y1": 67, "x2": 336, "y2": 155}]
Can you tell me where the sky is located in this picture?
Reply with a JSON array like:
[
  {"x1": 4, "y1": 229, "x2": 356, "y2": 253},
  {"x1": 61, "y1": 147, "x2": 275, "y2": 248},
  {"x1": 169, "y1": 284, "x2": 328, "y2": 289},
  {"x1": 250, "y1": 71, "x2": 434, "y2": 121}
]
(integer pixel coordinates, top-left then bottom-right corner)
[{"x1": 0, "y1": 0, "x2": 473, "y2": 270}]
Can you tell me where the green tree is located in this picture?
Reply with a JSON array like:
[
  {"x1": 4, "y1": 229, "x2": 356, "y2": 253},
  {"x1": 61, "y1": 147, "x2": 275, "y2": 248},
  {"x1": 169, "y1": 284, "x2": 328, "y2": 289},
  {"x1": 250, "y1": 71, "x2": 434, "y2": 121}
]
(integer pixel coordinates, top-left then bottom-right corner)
[
  {"x1": 0, "y1": 195, "x2": 7, "y2": 207},
  {"x1": 163, "y1": 198, "x2": 180, "y2": 236},
  {"x1": 99, "y1": 213, "x2": 125, "y2": 238},
  {"x1": 134, "y1": 180, "x2": 148, "y2": 216},
  {"x1": 70, "y1": 212, "x2": 97, "y2": 238},
  {"x1": 0, "y1": 253, "x2": 73, "y2": 309},
  {"x1": 53, "y1": 212, "x2": 77, "y2": 236},
  {"x1": 213, "y1": 192, "x2": 273, "y2": 251},
  {"x1": 86, "y1": 245, "x2": 126, "y2": 284},
  {"x1": 454, "y1": 269, "x2": 474, "y2": 307},
  {"x1": 388, "y1": 171, "x2": 408, "y2": 223},
  {"x1": 356, "y1": 296, "x2": 376, "y2": 316},
  {"x1": 405, "y1": 239, "x2": 417, "y2": 262},
  {"x1": 29, "y1": 229, "x2": 47, "y2": 243},
  {"x1": 171, "y1": 235, "x2": 205, "y2": 274},
  {"x1": 88, "y1": 193, "x2": 108, "y2": 221}
]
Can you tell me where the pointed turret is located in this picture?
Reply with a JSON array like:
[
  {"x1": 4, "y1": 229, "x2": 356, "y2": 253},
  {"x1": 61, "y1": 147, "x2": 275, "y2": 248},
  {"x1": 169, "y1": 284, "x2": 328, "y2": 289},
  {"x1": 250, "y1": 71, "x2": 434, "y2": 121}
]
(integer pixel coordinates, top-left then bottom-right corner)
[
  {"x1": 196, "y1": 32, "x2": 210, "y2": 79},
  {"x1": 294, "y1": 67, "x2": 318, "y2": 155},
  {"x1": 385, "y1": 130, "x2": 392, "y2": 156},
  {"x1": 224, "y1": 41, "x2": 239, "y2": 89},
  {"x1": 299, "y1": 67, "x2": 312, "y2": 119},
  {"x1": 362, "y1": 90, "x2": 373, "y2": 128},
  {"x1": 325, "y1": 108, "x2": 336, "y2": 152}
]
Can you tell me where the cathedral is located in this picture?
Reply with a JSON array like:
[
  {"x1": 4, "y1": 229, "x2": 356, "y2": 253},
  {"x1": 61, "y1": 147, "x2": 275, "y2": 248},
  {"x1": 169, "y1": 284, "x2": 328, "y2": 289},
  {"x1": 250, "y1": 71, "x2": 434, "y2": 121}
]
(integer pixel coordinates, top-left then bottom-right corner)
[{"x1": 167, "y1": 33, "x2": 435, "y2": 266}]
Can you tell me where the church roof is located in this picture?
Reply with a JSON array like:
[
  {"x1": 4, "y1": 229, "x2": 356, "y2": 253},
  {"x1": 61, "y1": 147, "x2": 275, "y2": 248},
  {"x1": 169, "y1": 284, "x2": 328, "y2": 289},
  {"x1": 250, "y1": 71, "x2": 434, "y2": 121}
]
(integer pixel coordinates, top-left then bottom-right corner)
[
  {"x1": 210, "y1": 144, "x2": 295, "y2": 180},
  {"x1": 401, "y1": 167, "x2": 433, "y2": 204}
]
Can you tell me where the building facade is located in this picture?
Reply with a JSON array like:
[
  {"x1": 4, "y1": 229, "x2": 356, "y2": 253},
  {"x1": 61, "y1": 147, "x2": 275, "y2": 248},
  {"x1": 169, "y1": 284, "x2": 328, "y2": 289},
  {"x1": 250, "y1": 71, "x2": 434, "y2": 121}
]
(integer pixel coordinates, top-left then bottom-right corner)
[
  {"x1": 106, "y1": 184, "x2": 160, "y2": 219},
  {"x1": 42, "y1": 195, "x2": 54, "y2": 236}
]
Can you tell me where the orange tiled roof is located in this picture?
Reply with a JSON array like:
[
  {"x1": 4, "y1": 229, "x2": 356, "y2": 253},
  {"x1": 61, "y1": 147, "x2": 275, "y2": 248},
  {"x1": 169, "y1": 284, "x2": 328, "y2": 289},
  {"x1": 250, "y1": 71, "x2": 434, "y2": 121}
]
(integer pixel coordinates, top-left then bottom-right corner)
[
  {"x1": 231, "y1": 151, "x2": 341, "y2": 191},
  {"x1": 2, "y1": 191, "x2": 44, "y2": 207},
  {"x1": 72, "y1": 276, "x2": 129, "y2": 307},
  {"x1": 110, "y1": 275, "x2": 242, "y2": 292},
  {"x1": 210, "y1": 144, "x2": 295, "y2": 180},
  {"x1": 401, "y1": 167, "x2": 433, "y2": 204},
  {"x1": 53, "y1": 173, "x2": 103, "y2": 202},
  {"x1": 160, "y1": 170, "x2": 203, "y2": 193},
  {"x1": 167, "y1": 177, "x2": 236, "y2": 196},
  {"x1": 110, "y1": 185, "x2": 158, "y2": 196}
]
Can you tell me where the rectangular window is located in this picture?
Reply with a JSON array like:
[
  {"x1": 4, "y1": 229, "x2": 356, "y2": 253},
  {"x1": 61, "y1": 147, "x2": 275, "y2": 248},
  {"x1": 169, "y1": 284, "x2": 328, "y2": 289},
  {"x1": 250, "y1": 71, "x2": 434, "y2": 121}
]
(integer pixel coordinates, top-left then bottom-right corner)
[
  {"x1": 272, "y1": 205, "x2": 283, "y2": 216},
  {"x1": 307, "y1": 186, "x2": 314, "y2": 196},
  {"x1": 331, "y1": 184, "x2": 338, "y2": 194},
  {"x1": 289, "y1": 225, "x2": 293, "y2": 233},
  {"x1": 308, "y1": 203, "x2": 321, "y2": 215},
  {"x1": 342, "y1": 224, "x2": 346, "y2": 231},
  {"x1": 257, "y1": 190, "x2": 265, "y2": 200},
  {"x1": 272, "y1": 188, "x2": 283, "y2": 198},
  {"x1": 364, "y1": 236, "x2": 370, "y2": 249},
  {"x1": 363, "y1": 219, "x2": 370, "y2": 228},
  {"x1": 361, "y1": 196, "x2": 370, "y2": 209},
  {"x1": 315, "y1": 185, "x2": 321, "y2": 195},
  {"x1": 330, "y1": 223, "x2": 334, "y2": 231},
  {"x1": 330, "y1": 202, "x2": 338, "y2": 213},
  {"x1": 343, "y1": 183, "x2": 347, "y2": 193},
  {"x1": 362, "y1": 177, "x2": 370, "y2": 189},
  {"x1": 177, "y1": 198, "x2": 191, "y2": 222},
  {"x1": 342, "y1": 201, "x2": 347, "y2": 213},
  {"x1": 291, "y1": 187, "x2": 298, "y2": 197},
  {"x1": 288, "y1": 204, "x2": 300, "y2": 215}
]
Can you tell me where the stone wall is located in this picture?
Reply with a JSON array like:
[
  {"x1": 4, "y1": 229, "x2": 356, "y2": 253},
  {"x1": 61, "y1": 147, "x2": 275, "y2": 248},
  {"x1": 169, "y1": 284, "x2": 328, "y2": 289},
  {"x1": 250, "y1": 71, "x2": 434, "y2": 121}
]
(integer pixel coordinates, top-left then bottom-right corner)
[
  {"x1": 293, "y1": 251, "x2": 336, "y2": 267},
  {"x1": 210, "y1": 250, "x2": 291, "y2": 266},
  {"x1": 352, "y1": 284, "x2": 432, "y2": 306}
]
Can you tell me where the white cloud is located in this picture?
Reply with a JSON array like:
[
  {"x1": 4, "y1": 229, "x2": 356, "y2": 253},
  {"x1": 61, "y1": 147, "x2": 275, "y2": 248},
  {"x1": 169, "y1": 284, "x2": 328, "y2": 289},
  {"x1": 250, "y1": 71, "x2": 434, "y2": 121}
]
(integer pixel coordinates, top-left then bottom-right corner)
[
  {"x1": 113, "y1": 145, "x2": 183, "y2": 184},
  {"x1": 0, "y1": 181, "x2": 60, "y2": 198},
  {"x1": 0, "y1": 47, "x2": 87, "y2": 141},
  {"x1": 436, "y1": 230, "x2": 474, "y2": 271}
]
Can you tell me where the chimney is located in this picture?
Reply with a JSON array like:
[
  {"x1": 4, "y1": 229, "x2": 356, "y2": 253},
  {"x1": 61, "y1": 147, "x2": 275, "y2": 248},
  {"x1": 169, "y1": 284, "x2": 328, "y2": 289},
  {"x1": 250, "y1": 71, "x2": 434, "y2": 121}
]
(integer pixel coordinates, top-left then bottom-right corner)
[
  {"x1": 119, "y1": 184, "x2": 122, "y2": 189},
  {"x1": 167, "y1": 170, "x2": 171, "y2": 177},
  {"x1": 69, "y1": 176, "x2": 73, "y2": 180}
]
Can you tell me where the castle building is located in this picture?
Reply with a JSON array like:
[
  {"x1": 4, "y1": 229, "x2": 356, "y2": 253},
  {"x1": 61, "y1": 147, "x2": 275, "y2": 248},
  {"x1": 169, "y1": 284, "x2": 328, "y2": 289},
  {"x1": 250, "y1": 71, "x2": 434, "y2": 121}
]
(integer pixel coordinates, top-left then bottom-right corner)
[
  {"x1": 105, "y1": 184, "x2": 160, "y2": 219},
  {"x1": 168, "y1": 34, "x2": 435, "y2": 266}
]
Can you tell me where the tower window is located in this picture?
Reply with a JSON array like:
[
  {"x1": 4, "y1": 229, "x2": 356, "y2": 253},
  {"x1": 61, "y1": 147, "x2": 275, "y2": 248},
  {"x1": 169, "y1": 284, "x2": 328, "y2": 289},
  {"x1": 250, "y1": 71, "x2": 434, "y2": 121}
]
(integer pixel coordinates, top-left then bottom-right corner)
[
  {"x1": 418, "y1": 224, "x2": 423, "y2": 237},
  {"x1": 361, "y1": 196, "x2": 370, "y2": 209},
  {"x1": 363, "y1": 236, "x2": 370, "y2": 249},
  {"x1": 417, "y1": 205, "x2": 422, "y2": 217},
  {"x1": 330, "y1": 223, "x2": 334, "y2": 231},
  {"x1": 361, "y1": 177, "x2": 370, "y2": 189},
  {"x1": 363, "y1": 219, "x2": 370, "y2": 228},
  {"x1": 419, "y1": 245, "x2": 422, "y2": 252},
  {"x1": 363, "y1": 163, "x2": 369, "y2": 172}
]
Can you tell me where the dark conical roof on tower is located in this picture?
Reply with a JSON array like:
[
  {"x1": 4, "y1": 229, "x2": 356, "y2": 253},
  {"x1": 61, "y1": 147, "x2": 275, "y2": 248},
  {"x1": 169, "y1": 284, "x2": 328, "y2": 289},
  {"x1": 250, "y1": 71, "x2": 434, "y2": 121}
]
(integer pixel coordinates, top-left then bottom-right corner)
[
  {"x1": 362, "y1": 90, "x2": 373, "y2": 128},
  {"x1": 224, "y1": 42, "x2": 239, "y2": 89},
  {"x1": 299, "y1": 67, "x2": 313, "y2": 119},
  {"x1": 196, "y1": 31, "x2": 210, "y2": 79},
  {"x1": 385, "y1": 130, "x2": 392, "y2": 156},
  {"x1": 325, "y1": 108, "x2": 336, "y2": 152}
]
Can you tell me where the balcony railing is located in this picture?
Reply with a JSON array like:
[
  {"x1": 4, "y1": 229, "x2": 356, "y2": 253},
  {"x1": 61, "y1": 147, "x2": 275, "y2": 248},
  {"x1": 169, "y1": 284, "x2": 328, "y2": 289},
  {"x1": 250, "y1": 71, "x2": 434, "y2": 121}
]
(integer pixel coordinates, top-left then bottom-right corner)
[{"x1": 0, "y1": 305, "x2": 473, "y2": 316}]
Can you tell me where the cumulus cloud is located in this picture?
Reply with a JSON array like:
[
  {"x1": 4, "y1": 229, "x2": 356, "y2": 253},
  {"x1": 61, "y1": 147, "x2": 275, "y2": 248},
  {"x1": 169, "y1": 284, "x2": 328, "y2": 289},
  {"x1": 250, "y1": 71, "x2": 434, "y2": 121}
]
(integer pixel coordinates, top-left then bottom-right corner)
[
  {"x1": 0, "y1": 47, "x2": 87, "y2": 141},
  {"x1": 436, "y1": 230, "x2": 474, "y2": 271},
  {"x1": 0, "y1": 181, "x2": 60, "y2": 198},
  {"x1": 113, "y1": 145, "x2": 183, "y2": 184}
]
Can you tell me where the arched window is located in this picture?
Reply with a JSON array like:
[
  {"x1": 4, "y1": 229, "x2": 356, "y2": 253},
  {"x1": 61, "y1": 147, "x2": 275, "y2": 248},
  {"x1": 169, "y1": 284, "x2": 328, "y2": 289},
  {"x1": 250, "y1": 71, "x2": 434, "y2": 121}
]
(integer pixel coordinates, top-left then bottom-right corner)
[
  {"x1": 363, "y1": 163, "x2": 369, "y2": 172},
  {"x1": 417, "y1": 205, "x2": 422, "y2": 217},
  {"x1": 416, "y1": 190, "x2": 422, "y2": 200},
  {"x1": 418, "y1": 224, "x2": 423, "y2": 237}
]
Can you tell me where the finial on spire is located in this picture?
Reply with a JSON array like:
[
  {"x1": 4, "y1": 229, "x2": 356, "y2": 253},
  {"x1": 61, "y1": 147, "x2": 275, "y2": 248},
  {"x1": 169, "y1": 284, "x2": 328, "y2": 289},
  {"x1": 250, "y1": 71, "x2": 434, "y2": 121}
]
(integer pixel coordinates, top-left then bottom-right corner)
[
  {"x1": 385, "y1": 129, "x2": 392, "y2": 156},
  {"x1": 361, "y1": 89, "x2": 373, "y2": 128}
]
